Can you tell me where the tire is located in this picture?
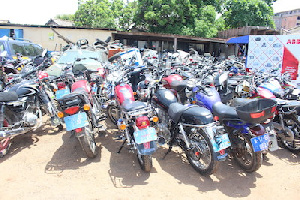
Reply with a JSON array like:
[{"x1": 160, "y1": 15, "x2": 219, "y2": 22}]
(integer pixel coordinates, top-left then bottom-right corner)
[
  {"x1": 78, "y1": 122, "x2": 98, "y2": 158},
  {"x1": 279, "y1": 115, "x2": 300, "y2": 153},
  {"x1": 107, "y1": 105, "x2": 120, "y2": 124},
  {"x1": 233, "y1": 134, "x2": 261, "y2": 173},
  {"x1": 185, "y1": 129, "x2": 219, "y2": 176},
  {"x1": 137, "y1": 154, "x2": 152, "y2": 172}
]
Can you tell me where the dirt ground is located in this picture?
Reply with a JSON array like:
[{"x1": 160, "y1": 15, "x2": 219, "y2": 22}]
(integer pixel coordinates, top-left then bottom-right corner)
[{"x1": 0, "y1": 117, "x2": 299, "y2": 200}]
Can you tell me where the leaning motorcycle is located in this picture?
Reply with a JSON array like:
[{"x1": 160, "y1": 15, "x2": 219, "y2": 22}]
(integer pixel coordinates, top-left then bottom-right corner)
[
  {"x1": 151, "y1": 88, "x2": 231, "y2": 175},
  {"x1": 109, "y1": 70, "x2": 158, "y2": 172},
  {"x1": 56, "y1": 64, "x2": 103, "y2": 158},
  {"x1": 193, "y1": 84, "x2": 277, "y2": 172},
  {"x1": 0, "y1": 54, "x2": 59, "y2": 157}
]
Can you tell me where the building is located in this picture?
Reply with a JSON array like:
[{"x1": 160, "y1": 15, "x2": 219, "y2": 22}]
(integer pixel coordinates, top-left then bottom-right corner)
[
  {"x1": 0, "y1": 22, "x2": 228, "y2": 57},
  {"x1": 274, "y1": 8, "x2": 300, "y2": 30},
  {"x1": 113, "y1": 31, "x2": 227, "y2": 57},
  {"x1": 45, "y1": 19, "x2": 75, "y2": 27},
  {"x1": 0, "y1": 23, "x2": 115, "y2": 51}
]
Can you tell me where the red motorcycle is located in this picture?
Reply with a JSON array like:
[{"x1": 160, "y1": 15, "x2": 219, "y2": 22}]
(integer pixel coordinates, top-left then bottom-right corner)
[
  {"x1": 109, "y1": 78, "x2": 159, "y2": 172},
  {"x1": 57, "y1": 68, "x2": 102, "y2": 158}
]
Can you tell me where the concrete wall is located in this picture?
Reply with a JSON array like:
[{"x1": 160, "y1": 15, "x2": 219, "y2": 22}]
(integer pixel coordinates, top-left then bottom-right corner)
[{"x1": 0, "y1": 25, "x2": 115, "y2": 51}]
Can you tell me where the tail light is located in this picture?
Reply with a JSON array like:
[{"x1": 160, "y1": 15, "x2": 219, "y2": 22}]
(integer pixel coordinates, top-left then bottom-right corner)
[
  {"x1": 57, "y1": 82, "x2": 67, "y2": 90},
  {"x1": 64, "y1": 106, "x2": 80, "y2": 115},
  {"x1": 250, "y1": 124, "x2": 265, "y2": 136},
  {"x1": 136, "y1": 116, "x2": 150, "y2": 129}
]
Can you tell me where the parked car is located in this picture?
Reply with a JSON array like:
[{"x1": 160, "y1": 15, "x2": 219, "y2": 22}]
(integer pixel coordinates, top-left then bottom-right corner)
[
  {"x1": 46, "y1": 47, "x2": 108, "y2": 77},
  {"x1": 0, "y1": 36, "x2": 43, "y2": 59}
]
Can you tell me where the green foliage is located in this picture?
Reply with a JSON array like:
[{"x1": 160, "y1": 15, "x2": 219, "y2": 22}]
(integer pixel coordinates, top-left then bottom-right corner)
[
  {"x1": 75, "y1": 0, "x2": 116, "y2": 28},
  {"x1": 224, "y1": 0, "x2": 275, "y2": 28},
  {"x1": 71, "y1": 0, "x2": 275, "y2": 37},
  {"x1": 55, "y1": 14, "x2": 75, "y2": 21},
  {"x1": 134, "y1": 0, "x2": 225, "y2": 37}
]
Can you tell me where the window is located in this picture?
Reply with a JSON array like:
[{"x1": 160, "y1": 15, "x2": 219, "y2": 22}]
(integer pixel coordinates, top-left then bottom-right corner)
[{"x1": 297, "y1": 16, "x2": 300, "y2": 20}]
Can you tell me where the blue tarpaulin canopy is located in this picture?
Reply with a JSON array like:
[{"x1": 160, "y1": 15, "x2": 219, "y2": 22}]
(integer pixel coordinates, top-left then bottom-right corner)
[{"x1": 226, "y1": 35, "x2": 249, "y2": 44}]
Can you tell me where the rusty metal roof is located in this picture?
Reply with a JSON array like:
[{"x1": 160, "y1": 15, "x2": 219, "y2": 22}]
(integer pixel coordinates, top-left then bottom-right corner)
[{"x1": 113, "y1": 31, "x2": 227, "y2": 44}]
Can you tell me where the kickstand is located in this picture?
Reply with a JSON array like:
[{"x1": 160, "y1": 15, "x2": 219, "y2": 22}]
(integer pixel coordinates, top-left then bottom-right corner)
[
  {"x1": 117, "y1": 139, "x2": 127, "y2": 154},
  {"x1": 162, "y1": 145, "x2": 173, "y2": 160}
]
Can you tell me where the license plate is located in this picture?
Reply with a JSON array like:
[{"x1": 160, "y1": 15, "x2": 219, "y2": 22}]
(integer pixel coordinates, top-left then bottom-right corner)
[
  {"x1": 56, "y1": 88, "x2": 70, "y2": 99},
  {"x1": 212, "y1": 134, "x2": 231, "y2": 152},
  {"x1": 251, "y1": 134, "x2": 270, "y2": 152},
  {"x1": 134, "y1": 127, "x2": 157, "y2": 144},
  {"x1": 64, "y1": 112, "x2": 89, "y2": 131}
]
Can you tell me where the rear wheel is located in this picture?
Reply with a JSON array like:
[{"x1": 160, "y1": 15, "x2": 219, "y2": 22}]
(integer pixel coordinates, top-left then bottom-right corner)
[
  {"x1": 233, "y1": 134, "x2": 261, "y2": 173},
  {"x1": 137, "y1": 154, "x2": 152, "y2": 172},
  {"x1": 185, "y1": 129, "x2": 218, "y2": 176},
  {"x1": 78, "y1": 122, "x2": 98, "y2": 158},
  {"x1": 107, "y1": 105, "x2": 120, "y2": 124}
]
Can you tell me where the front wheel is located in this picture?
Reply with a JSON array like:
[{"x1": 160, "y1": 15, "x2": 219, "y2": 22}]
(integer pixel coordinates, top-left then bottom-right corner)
[
  {"x1": 279, "y1": 115, "x2": 300, "y2": 153},
  {"x1": 185, "y1": 129, "x2": 218, "y2": 176},
  {"x1": 233, "y1": 134, "x2": 261, "y2": 173},
  {"x1": 137, "y1": 154, "x2": 152, "y2": 172},
  {"x1": 78, "y1": 123, "x2": 98, "y2": 158}
]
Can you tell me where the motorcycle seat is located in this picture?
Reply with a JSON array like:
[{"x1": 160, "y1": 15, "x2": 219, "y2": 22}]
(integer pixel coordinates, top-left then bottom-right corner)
[
  {"x1": 168, "y1": 102, "x2": 198, "y2": 123},
  {"x1": 122, "y1": 100, "x2": 146, "y2": 112},
  {"x1": 212, "y1": 102, "x2": 239, "y2": 120},
  {"x1": 170, "y1": 80, "x2": 188, "y2": 92},
  {"x1": 0, "y1": 92, "x2": 18, "y2": 102},
  {"x1": 73, "y1": 87, "x2": 89, "y2": 94}
]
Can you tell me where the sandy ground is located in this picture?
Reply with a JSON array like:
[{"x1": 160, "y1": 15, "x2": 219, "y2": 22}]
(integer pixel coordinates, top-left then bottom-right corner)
[{"x1": 0, "y1": 117, "x2": 299, "y2": 200}]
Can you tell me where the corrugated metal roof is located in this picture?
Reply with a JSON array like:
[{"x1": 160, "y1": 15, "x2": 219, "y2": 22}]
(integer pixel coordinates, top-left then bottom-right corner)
[{"x1": 114, "y1": 31, "x2": 227, "y2": 43}]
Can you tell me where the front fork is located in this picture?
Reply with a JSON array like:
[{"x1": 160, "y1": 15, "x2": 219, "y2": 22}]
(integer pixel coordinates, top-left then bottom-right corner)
[{"x1": 0, "y1": 104, "x2": 5, "y2": 128}]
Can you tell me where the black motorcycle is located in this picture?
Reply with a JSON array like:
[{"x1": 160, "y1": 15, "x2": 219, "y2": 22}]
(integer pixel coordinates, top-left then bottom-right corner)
[
  {"x1": 0, "y1": 53, "x2": 61, "y2": 157},
  {"x1": 151, "y1": 89, "x2": 231, "y2": 175}
]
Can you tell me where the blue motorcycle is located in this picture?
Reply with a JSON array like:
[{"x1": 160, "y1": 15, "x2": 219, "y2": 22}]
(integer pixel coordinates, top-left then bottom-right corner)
[{"x1": 193, "y1": 84, "x2": 276, "y2": 172}]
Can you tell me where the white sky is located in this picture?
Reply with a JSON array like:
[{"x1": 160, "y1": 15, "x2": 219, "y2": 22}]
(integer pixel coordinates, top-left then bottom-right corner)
[{"x1": 0, "y1": 0, "x2": 298, "y2": 25}]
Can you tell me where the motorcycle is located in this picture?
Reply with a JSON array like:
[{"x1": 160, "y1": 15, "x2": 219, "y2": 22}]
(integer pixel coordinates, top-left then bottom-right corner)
[
  {"x1": 56, "y1": 64, "x2": 103, "y2": 158},
  {"x1": 0, "y1": 53, "x2": 59, "y2": 157},
  {"x1": 151, "y1": 88, "x2": 231, "y2": 175},
  {"x1": 193, "y1": 84, "x2": 277, "y2": 172},
  {"x1": 246, "y1": 83, "x2": 300, "y2": 153},
  {"x1": 106, "y1": 67, "x2": 158, "y2": 172}
]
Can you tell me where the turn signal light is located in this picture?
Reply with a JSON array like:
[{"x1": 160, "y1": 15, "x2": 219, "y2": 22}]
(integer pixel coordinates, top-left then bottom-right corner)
[
  {"x1": 151, "y1": 116, "x2": 159, "y2": 123},
  {"x1": 119, "y1": 124, "x2": 127, "y2": 130},
  {"x1": 57, "y1": 111, "x2": 64, "y2": 118},
  {"x1": 213, "y1": 116, "x2": 219, "y2": 121},
  {"x1": 84, "y1": 104, "x2": 90, "y2": 111}
]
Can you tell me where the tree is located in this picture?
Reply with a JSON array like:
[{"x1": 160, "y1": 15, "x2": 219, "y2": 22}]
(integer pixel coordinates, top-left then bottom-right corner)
[
  {"x1": 55, "y1": 14, "x2": 75, "y2": 21},
  {"x1": 223, "y1": 0, "x2": 275, "y2": 28},
  {"x1": 74, "y1": 0, "x2": 137, "y2": 31},
  {"x1": 134, "y1": 0, "x2": 225, "y2": 37},
  {"x1": 75, "y1": 0, "x2": 116, "y2": 28}
]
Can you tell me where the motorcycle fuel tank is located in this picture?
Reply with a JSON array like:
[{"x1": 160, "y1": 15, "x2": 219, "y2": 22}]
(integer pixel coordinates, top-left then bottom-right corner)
[
  {"x1": 154, "y1": 89, "x2": 177, "y2": 109},
  {"x1": 115, "y1": 83, "x2": 135, "y2": 105}
]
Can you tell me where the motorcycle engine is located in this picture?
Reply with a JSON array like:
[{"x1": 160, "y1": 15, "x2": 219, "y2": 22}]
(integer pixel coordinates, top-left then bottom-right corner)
[
  {"x1": 24, "y1": 113, "x2": 38, "y2": 127},
  {"x1": 154, "y1": 106, "x2": 171, "y2": 145}
]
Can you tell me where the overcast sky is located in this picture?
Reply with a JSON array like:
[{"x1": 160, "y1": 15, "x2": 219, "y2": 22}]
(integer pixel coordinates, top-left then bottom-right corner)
[{"x1": 0, "y1": 0, "x2": 298, "y2": 25}]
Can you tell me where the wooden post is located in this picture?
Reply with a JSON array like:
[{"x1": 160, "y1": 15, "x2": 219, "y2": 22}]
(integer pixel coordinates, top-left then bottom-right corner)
[{"x1": 174, "y1": 37, "x2": 177, "y2": 52}]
